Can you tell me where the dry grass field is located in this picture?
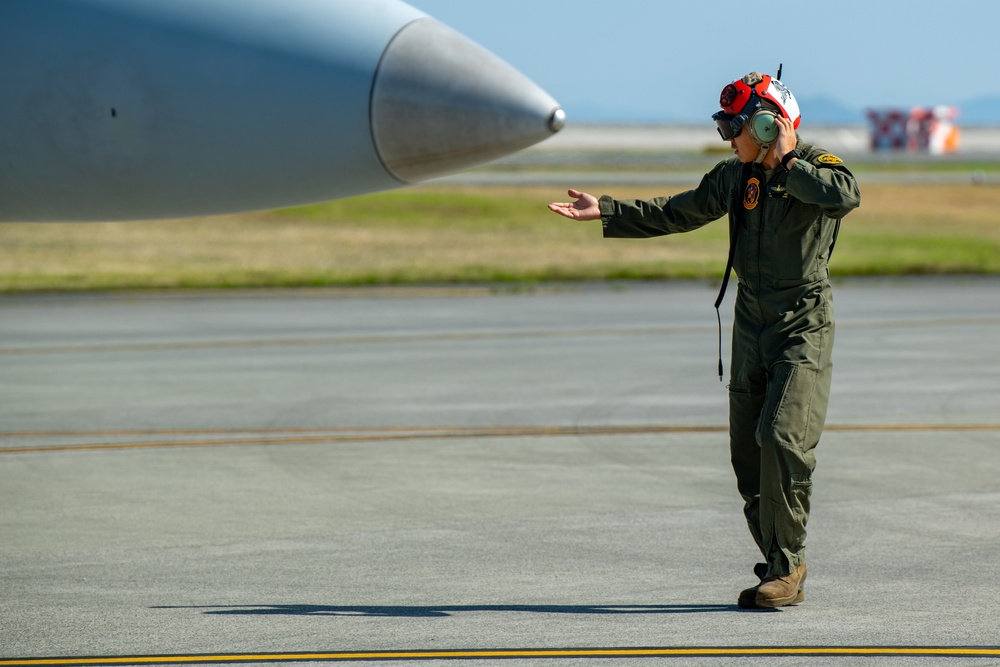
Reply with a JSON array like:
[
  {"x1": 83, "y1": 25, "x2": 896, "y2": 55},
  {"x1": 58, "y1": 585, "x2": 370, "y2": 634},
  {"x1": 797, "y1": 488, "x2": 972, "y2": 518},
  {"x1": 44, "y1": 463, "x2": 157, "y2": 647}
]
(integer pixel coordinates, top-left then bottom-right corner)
[{"x1": 2, "y1": 181, "x2": 999, "y2": 292}]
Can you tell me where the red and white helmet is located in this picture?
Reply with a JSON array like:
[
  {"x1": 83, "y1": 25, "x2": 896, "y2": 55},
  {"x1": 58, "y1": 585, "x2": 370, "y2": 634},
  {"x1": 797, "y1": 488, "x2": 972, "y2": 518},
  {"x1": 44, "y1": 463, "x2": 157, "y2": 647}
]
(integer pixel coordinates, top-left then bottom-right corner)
[{"x1": 712, "y1": 72, "x2": 801, "y2": 142}]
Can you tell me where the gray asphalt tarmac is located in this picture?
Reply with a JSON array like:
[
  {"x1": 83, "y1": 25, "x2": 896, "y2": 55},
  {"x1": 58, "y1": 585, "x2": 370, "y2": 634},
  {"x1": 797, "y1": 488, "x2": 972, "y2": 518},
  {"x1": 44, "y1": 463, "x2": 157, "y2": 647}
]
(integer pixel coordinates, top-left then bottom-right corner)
[{"x1": 2, "y1": 277, "x2": 999, "y2": 666}]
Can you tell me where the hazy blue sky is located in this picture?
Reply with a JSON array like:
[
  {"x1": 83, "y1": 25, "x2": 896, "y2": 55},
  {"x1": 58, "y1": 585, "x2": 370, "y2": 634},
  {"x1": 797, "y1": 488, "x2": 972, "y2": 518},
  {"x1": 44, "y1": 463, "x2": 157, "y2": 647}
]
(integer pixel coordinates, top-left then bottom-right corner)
[{"x1": 411, "y1": 0, "x2": 999, "y2": 123}]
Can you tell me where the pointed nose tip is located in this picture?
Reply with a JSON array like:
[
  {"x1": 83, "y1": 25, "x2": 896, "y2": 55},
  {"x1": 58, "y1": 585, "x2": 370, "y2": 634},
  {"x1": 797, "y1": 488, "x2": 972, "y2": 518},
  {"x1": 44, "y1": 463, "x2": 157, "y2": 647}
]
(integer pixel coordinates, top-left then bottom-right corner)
[
  {"x1": 371, "y1": 18, "x2": 563, "y2": 184},
  {"x1": 548, "y1": 108, "x2": 566, "y2": 133}
]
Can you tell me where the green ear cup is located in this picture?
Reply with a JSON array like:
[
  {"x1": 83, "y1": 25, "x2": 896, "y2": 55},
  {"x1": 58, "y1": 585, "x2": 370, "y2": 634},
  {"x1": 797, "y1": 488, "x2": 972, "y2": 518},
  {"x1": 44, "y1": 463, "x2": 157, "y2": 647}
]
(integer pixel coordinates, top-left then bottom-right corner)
[{"x1": 750, "y1": 111, "x2": 778, "y2": 144}]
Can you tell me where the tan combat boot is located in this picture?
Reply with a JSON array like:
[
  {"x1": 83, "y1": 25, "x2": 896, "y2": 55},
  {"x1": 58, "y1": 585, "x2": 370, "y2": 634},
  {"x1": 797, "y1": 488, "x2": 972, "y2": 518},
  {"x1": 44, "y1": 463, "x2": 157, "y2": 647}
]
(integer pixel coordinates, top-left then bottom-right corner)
[{"x1": 755, "y1": 562, "x2": 806, "y2": 608}]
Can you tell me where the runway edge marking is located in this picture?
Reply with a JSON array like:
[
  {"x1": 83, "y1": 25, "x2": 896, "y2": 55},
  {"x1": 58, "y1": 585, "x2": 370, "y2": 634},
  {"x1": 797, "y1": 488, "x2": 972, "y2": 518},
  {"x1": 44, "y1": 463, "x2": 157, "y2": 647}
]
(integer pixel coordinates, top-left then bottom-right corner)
[
  {"x1": 5, "y1": 646, "x2": 1000, "y2": 665},
  {"x1": 1, "y1": 424, "x2": 999, "y2": 456}
]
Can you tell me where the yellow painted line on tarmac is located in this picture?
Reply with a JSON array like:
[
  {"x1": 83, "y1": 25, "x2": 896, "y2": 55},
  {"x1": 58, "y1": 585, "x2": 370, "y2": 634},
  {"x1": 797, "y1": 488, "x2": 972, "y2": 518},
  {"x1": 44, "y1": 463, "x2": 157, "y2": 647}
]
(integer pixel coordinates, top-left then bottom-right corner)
[
  {"x1": 0, "y1": 426, "x2": 471, "y2": 439},
  {"x1": 0, "y1": 425, "x2": 725, "y2": 455},
  {"x1": 4, "y1": 646, "x2": 1000, "y2": 664},
  {"x1": 4, "y1": 423, "x2": 998, "y2": 440},
  {"x1": 1, "y1": 424, "x2": 998, "y2": 456},
  {"x1": 825, "y1": 424, "x2": 1000, "y2": 432}
]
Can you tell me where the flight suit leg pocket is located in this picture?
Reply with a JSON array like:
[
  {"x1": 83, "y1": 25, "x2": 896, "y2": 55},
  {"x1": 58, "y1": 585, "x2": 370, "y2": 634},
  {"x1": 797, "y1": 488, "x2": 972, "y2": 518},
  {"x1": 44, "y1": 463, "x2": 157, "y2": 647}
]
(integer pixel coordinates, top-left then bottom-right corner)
[
  {"x1": 789, "y1": 475, "x2": 812, "y2": 529},
  {"x1": 766, "y1": 474, "x2": 812, "y2": 572},
  {"x1": 761, "y1": 363, "x2": 820, "y2": 454}
]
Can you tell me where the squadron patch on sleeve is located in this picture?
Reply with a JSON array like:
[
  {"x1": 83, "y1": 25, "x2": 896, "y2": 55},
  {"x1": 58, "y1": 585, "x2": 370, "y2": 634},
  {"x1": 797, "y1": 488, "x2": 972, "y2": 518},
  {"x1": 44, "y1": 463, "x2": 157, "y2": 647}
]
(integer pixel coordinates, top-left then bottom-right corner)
[{"x1": 814, "y1": 153, "x2": 844, "y2": 166}]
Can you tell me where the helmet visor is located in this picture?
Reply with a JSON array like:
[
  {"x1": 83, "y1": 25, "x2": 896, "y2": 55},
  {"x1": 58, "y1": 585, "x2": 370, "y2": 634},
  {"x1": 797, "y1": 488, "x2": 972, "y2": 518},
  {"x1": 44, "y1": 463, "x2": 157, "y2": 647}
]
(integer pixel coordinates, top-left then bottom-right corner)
[{"x1": 712, "y1": 112, "x2": 745, "y2": 141}]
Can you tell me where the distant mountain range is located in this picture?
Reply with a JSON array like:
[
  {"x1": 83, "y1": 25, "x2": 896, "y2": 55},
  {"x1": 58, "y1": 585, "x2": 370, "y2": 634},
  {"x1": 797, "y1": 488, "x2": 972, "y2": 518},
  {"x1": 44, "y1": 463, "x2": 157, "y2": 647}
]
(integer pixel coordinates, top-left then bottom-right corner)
[
  {"x1": 798, "y1": 96, "x2": 1000, "y2": 126},
  {"x1": 570, "y1": 96, "x2": 1000, "y2": 126},
  {"x1": 959, "y1": 97, "x2": 1000, "y2": 124}
]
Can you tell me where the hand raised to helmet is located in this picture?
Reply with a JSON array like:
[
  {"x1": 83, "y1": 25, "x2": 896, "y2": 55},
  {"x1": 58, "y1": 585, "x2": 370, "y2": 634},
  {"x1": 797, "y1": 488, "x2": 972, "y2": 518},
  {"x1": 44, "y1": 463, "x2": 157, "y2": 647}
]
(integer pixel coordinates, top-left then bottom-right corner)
[{"x1": 772, "y1": 115, "x2": 798, "y2": 159}]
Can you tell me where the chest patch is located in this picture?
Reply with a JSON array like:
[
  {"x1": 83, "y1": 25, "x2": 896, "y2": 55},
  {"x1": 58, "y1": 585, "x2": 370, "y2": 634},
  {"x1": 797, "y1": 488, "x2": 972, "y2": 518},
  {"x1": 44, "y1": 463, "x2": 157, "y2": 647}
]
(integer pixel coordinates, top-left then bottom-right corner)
[
  {"x1": 743, "y1": 177, "x2": 761, "y2": 210},
  {"x1": 767, "y1": 183, "x2": 789, "y2": 198},
  {"x1": 815, "y1": 153, "x2": 844, "y2": 166}
]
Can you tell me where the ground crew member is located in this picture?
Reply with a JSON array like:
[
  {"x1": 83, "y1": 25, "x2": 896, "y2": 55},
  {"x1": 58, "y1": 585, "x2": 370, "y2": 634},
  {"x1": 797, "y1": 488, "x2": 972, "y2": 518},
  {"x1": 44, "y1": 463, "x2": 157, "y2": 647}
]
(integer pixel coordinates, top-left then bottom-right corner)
[{"x1": 548, "y1": 72, "x2": 861, "y2": 608}]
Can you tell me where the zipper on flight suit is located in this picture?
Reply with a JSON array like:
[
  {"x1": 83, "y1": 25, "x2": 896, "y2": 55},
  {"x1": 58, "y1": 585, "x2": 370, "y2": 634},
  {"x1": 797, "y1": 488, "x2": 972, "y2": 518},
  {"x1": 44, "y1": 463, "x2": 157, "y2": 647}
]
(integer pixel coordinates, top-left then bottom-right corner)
[{"x1": 751, "y1": 165, "x2": 767, "y2": 325}]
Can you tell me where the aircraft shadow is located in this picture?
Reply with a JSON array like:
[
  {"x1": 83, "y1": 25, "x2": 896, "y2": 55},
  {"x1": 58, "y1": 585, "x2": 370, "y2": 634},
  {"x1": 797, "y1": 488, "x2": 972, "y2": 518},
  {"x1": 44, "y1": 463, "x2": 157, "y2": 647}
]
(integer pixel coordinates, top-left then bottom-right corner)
[{"x1": 153, "y1": 604, "x2": 747, "y2": 617}]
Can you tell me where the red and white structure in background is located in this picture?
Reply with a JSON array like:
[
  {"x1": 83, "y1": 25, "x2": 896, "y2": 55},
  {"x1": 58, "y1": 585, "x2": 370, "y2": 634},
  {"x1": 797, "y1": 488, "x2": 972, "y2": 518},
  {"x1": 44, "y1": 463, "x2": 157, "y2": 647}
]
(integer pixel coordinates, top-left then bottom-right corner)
[{"x1": 866, "y1": 106, "x2": 961, "y2": 154}]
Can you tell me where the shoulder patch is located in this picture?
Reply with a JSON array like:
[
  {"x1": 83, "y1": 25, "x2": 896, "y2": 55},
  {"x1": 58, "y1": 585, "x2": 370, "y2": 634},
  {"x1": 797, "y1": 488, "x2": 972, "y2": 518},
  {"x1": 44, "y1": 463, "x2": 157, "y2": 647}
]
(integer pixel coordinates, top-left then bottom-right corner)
[{"x1": 814, "y1": 153, "x2": 844, "y2": 166}]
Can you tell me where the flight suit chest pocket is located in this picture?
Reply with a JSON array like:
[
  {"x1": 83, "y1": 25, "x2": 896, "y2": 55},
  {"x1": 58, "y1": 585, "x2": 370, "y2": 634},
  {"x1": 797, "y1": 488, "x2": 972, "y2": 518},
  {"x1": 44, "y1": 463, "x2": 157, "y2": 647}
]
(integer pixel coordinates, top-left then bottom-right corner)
[
  {"x1": 765, "y1": 198, "x2": 822, "y2": 280},
  {"x1": 763, "y1": 183, "x2": 791, "y2": 225}
]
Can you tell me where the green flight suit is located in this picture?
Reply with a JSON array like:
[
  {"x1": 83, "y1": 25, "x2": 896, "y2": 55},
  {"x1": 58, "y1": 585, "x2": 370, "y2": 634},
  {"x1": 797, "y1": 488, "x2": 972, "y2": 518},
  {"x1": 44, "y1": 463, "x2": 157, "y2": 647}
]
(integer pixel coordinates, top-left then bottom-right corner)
[{"x1": 598, "y1": 141, "x2": 861, "y2": 576}]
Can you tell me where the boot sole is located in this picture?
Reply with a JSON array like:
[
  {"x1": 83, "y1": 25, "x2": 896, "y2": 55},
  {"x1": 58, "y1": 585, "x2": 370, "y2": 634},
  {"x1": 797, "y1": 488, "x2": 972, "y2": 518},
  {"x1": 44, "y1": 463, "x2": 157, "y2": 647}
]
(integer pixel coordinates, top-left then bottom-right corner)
[{"x1": 755, "y1": 589, "x2": 805, "y2": 608}]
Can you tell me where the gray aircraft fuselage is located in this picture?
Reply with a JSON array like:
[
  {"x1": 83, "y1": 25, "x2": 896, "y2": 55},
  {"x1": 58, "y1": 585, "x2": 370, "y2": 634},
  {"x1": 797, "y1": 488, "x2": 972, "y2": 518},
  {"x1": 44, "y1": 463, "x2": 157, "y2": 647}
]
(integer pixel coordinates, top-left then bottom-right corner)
[{"x1": 0, "y1": 0, "x2": 564, "y2": 221}]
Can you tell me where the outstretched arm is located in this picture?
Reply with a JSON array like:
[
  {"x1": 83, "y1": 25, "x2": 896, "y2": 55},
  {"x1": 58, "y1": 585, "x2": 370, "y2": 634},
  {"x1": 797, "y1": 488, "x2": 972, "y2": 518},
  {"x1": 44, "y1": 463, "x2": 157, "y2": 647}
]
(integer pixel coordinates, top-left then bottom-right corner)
[
  {"x1": 549, "y1": 162, "x2": 732, "y2": 238},
  {"x1": 548, "y1": 188, "x2": 601, "y2": 221}
]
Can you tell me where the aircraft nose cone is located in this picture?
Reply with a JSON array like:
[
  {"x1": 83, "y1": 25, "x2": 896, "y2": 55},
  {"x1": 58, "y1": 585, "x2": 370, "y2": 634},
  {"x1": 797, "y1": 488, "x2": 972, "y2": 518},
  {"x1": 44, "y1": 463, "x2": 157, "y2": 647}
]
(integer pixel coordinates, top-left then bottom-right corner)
[
  {"x1": 370, "y1": 18, "x2": 563, "y2": 183},
  {"x1": 548, "y1": 108, "x2": 567, "y2": 133}
]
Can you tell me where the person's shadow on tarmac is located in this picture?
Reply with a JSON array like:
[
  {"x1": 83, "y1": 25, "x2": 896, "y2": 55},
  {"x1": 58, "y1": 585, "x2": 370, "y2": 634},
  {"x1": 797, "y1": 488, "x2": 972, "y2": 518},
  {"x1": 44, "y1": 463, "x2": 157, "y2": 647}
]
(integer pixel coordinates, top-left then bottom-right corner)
[{"x1": 152, "y1": 603, "x2": 767, "y2": 616}]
